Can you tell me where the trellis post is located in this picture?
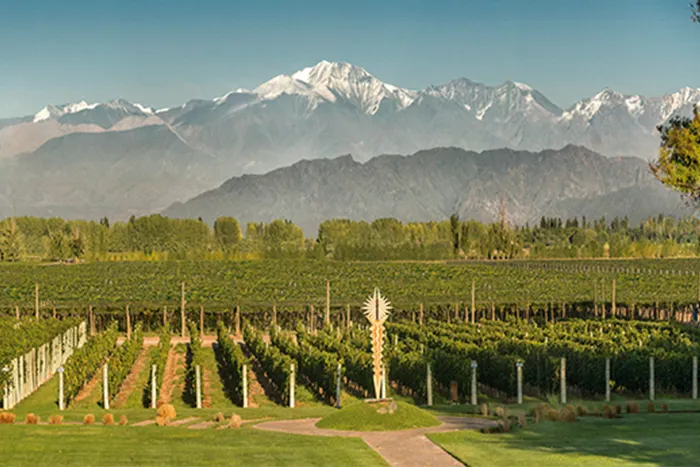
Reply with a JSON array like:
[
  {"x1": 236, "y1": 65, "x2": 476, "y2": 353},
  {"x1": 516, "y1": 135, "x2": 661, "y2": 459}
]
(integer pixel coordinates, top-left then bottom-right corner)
[
  {"x1": 427, "y1": 362, "x2": 433, "y2": 407},
  {"x1": 103, "y1": 364, "x2": 110, "y2": 410},
  {"x1": 151, "y1": 364, "x2": 157, "y2": 409},
  {"x1": 693, "y1": 356, "x2": 698, "y2": 401},
  {"x1": 470, "y1": 360, "x2": 478, "y2": 405},
  {"x1": 516, "y1": 361, "x2": 523, "y2": 405},
  {"x1": 560, "y1": 357, "x2": 567, "y2": 404},
  {"x1": 180, "y1": 282, "x2": 187, "y2": 338},
  {"x1": 649, "y1": 356, "x2": 655, "y2": 401},
  {"x1": 243, "y1": 364, "x2": 249, "y2": 408},
  {"x1": 605, "y1": 357, "x2": 611, "y2": 402},
  {"x1": 35, "y1": 283, "x2": 39, "y2": 320},
  {"x1": 470, "y1": 280, "x2": 476, "y2": 324}
]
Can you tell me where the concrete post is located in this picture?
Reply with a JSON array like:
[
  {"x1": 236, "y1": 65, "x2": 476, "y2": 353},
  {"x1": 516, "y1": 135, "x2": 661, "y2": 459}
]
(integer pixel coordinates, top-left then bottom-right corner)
[
  {"x1": 427, "y1": 362, "x2": 433, "y2": 407},
  {"x1": 103, "y1": 364, "x2": 110, "y2": 410},
  {"x1": 470, "y1": 360, "x2": 478, "y2": 405},
  {"x1": 58, "y1": 367, "x2": 65, "y2": 411},
  {"x1": 242, "y1": 364, "x2": 248, "y2": 408},
  {"x1": 649, "y1": 356, "x2": 655, "y2": 401},
  {"x1": 289, "y1": 363, "x2": 296, "y2": 408},
  {"x1": 151, "y1": 364, "x2": 157, "y2": 409},
  {"x1": 605, "y1": 357, "x2": 611, "y2": 402},
  {"x1": 335, "y1": 363, "x2": 342, "y2": 408},
  {"x1": 560, "y1": 357, "x2": 567, "y2": 404},
  {"x1": 516, "y1": 362, "x2": 523, "y2": 405},
  {"x1": 195, "y1": 365, "x2": 202, "y2": 409},
  {"x1": 693, "y1": 356, "x2": 698, "y2": 400}
]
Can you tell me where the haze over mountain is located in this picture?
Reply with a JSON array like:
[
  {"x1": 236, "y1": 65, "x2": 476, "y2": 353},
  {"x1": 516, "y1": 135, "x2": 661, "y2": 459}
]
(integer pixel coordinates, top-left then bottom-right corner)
[
  {"x1": 1, "y1": 60, "x2": 699, "y2": 220},
  {"x1": 163, "y1": 146, "x2": 693, "y2": 235}
]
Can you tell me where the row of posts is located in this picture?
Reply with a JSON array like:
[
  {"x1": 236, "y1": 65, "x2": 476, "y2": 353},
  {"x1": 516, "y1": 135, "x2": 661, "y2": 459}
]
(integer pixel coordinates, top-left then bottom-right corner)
[
  {"x1": 3, "y1": 322, "x2": 87, "y2": 410},
  {"x1": 424, "y1": 355, "x2": 700, "y2": 407}
]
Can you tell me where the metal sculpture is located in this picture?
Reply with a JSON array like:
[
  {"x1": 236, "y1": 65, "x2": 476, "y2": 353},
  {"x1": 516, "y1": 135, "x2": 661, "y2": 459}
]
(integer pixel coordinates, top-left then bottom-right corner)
[{"x1": 362, "y1": 288, "x2": 391, "y2": 399}]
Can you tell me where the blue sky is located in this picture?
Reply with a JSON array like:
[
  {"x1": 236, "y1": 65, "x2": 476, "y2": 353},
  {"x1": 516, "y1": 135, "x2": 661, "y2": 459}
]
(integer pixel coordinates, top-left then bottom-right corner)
[{"x1": 1, "y1": 0, "x2": 699, "y2": 118}]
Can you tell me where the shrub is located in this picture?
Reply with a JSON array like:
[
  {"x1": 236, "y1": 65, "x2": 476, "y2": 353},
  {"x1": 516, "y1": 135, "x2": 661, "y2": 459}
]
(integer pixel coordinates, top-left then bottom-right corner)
[
  {"x1": 230, "y1": 414, "x2": 242, "y2": 429},
  {"x1": 215, "y1": 412, "x2": 225, "y2": 423},
  {"x1": 48, "y1": 415, "x2": 63, "y2": 425},
  {"x1": 602, "y1": 405, "x2": 616, "y2": 419},
  {"x1": 157, "y1": 404, "x2": 177, "y2": 420},
  {"x1": 615, "y1": 405, "x2": 622, "y2": 415},
  {"x1": 0, "y1": 413, "x2": 16, "y2": 424},
  {"x1": 84, "y1": 414, "x2": 95, "y2": 425},
  {"x1": 626, "y1": 403, "x2": 640, "y2": 414},
  {"x1": 648, "y1": 402, "x2": 656, "y2": 413},
  {"x1": 25, "y1": 413, "x2": 39, "y2": 425},
  {"x1": 119, "y1": 415, "x2": 128, "y2": 426},
  {"x1": 518, "y1": 413, "x2": 527, "y2": 427},
  {"x1": 575, "y1": 405, "x2": 588, "y2": 416},
  {"x1": 662, "y1": 403, "x2": 669, "y2": 413},
  {"x1": 155, "y1": 416, "x2": 168, "y2": 427},
  {"x1": 103, "y1": 413, "x2": 115, "y2": 425},
  {"x1": 559, "y1": 407, "x2": 576, "y2": 422},
  {"x1": 481, "y1": 403, "x2": 489, "y2": 417}
]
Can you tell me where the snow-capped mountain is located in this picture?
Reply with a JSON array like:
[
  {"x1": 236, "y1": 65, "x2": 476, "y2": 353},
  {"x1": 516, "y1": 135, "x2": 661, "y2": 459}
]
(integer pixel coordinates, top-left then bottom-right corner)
[{"x1": 2, "y1": 59, "x2": 700, "y2": 221}]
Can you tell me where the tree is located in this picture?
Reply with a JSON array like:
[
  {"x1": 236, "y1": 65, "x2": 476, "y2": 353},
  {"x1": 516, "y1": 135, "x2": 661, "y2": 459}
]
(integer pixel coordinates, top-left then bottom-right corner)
[
  {"x1": 0, "y1": 219, "x2": 25, "y2": 262},
  {"x1": 651, "y1": 107, "x2": 700, "y2": 202},
  {"x1": 694, "y1": 1, "x2": 700, "y2": 22}
]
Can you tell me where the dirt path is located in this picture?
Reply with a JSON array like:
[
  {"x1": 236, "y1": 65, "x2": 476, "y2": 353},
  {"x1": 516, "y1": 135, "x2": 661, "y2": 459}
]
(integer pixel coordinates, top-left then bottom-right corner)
[
  {"x1": 202, "y1": 366, "x2": 213, "y2": 408},
  {"x1": 113, "y1": 348, "x2": 148, "y2": 408},
  {"x1": 255, "y1": 416, "x2": 496, "y2": 467},
  {"x1": 73, "y1": 363, "x2": 105, "y2": 404},
  {"x1": 158, "y1": 348, "x2": 181, "y2": 405}
]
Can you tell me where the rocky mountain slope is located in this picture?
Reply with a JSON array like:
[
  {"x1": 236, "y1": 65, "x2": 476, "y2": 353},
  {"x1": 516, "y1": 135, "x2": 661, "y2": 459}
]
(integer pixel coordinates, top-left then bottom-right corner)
[{"x1": 163, "y1": 145, "x2": 692, "y2": 235}]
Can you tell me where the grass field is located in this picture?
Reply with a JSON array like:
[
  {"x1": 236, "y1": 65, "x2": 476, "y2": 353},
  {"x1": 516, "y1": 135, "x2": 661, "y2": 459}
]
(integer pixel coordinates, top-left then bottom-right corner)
[
  {"x1": 430, "y1": 413, "x2": 700, "y2": 466},
  {"x1": 316, "y1": 400, "x2": 440, "y2": 431},
  {"x1": 0, "y1": 425, "x2": 387, "y2": 467}
]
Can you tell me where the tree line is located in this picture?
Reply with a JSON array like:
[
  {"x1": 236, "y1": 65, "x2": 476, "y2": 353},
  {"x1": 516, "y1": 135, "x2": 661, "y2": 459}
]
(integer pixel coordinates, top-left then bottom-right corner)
[{"x1": 0, "y1": 213, "x2": 699, "y2": 262}]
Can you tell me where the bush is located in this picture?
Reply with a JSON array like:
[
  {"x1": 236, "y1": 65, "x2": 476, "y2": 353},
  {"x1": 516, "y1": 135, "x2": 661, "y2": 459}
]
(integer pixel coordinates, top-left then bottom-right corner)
[
  {"x1": 103, "y1": 413, "x2": 115, "y2": 425},
  {"x1": 0, "y1": 413, "x2": 16, "y2": 424},
  {"x1": 626, "y1": 403, "x2": 640, "y2": 413},
  {"x1": 83, "y1": 414, "x2": 95, "y2": 425},
  {"x1": 48, "y1": 415, "x2": 63, "y2": 425},
  {"x1": 157, "y1": 403, "x2": 177, "y2": 422},
  {"x1": 119, "y1": 415, "x2": 128, "y2": 426},
  {"x1": 662, "y1": 403, "x2": 669, "y2": 413},
  {"x1": 230, "y1": 414, "x2": 242, "y2": 428},
  {"x1": 648, "y1": 402, "x2": 656, "y2": 413},
  {"x1": 25, "y1": 413, "x2": 39, "y2": 425},
  {"x1": 575, "y1": 405, "x2": 589, "y2": 416}
]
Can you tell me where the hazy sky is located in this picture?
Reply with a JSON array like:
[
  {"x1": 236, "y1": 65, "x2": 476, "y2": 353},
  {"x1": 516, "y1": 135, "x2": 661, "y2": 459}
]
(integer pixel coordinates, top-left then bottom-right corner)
[{"x1": 2, "y1": 0, "x2": 699, "y2": 118}]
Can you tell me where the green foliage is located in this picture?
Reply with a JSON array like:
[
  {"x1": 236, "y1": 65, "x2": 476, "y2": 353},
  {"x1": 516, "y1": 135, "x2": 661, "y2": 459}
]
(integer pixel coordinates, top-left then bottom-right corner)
[
  {"x1": 651, "y1": 107, "x2": 700, "y2": 203},
  {"x1": 271, "y1": 327, "x2": 340, "y2": 403},
  {"x1": 64, "y1": 324, "x2": 118, "y2": 405},
  {"x1": 214, "y1": 217, "x2": 242, "y2": 251},
  {"x1": 184, "y1": 322, "x2": 205, "y2": 406},
  {"x1": 106, "y1": 324, "x2": 143, "y2": 401},
  {"x1": 389, "y1": 319, "x2": 700, "y2": 397},
  {"x1": 243, "y1": 325, "x2": 294, "y2": 404},
  {"x1": 0, "y1": 219, "x2": 25, "y2": 262},
  {"x1": 215, "y1": 321, "x2": 248, "y2": 406},
  {"x1": 145, "y1": 326, "x2": 171, "y2": 407}
]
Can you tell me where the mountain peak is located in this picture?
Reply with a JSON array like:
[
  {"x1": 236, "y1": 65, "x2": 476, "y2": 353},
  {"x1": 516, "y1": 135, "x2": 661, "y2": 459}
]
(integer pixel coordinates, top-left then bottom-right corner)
[{"x1": 289, "y1": 60, "x2": 416, "y2": 114}]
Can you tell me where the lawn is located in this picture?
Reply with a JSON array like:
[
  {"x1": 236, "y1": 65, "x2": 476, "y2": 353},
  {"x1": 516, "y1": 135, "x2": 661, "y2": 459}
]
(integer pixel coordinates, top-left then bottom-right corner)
[
  {"x1": 0, "y1": 425, "x2": 387, "y2": 466},
  {"x1": 316, "y1": 400, "x2": 440, "y2": 431},
  {"x1": 430, "y1": 413, "x2": 700, "y2": 466}
]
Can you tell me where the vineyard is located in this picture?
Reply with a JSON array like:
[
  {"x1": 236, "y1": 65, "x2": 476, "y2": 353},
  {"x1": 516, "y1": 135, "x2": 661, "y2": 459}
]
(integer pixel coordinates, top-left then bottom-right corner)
[
  {"x1": 3, "y1": 258, "x2": 700, "y2": 467},
  {"x1": 2, "y1": 259, "x2": 700, "y2": 335}
]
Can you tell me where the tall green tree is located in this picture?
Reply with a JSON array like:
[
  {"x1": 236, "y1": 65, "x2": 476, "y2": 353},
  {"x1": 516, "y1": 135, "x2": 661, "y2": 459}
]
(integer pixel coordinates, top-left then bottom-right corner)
[
  {"x1": 214, "y1": 217, "x2": 242, "y2": 250},
  {"x1": 0, "y1": 219, "x2": 25, "y2": 262},
  {"x1": 651, "y1": 107, "x2": 700, "y2": 203}
]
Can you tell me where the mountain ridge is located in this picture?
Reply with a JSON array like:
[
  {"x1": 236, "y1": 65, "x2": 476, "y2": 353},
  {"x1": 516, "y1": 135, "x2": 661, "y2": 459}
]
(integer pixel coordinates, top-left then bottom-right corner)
[{"x1": 163, "y1": 145, "x2": 692, "y2": 235}]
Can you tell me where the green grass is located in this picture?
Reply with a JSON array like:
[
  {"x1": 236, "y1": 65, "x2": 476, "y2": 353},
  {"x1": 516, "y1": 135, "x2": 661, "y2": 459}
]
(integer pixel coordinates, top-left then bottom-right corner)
[
  {"x1": 430, "y1": 413, "x2": 700, "y2": 466},
  {"x1": 316, "y1": 400, "x2": 441, "y2": 431},
  {"x1": 0, "y1": 425, "x2": 387, "y2": 466}
]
